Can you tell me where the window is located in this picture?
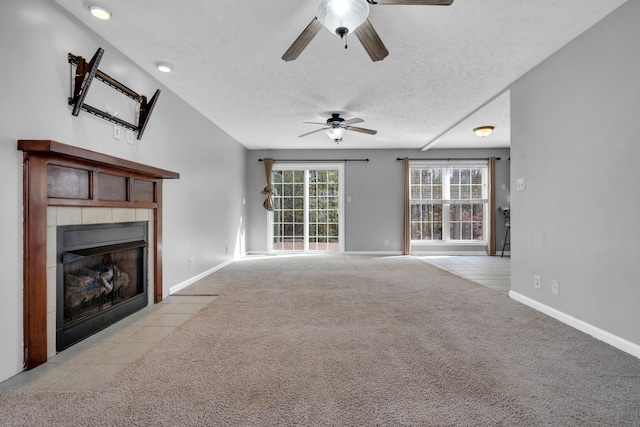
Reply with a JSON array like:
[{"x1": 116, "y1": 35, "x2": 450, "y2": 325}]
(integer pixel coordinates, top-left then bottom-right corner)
[
  {"x1": 410, "y1": 162, "x2": 488, "y2": 243},
  {"x1": 270, "y1": 164, "x2": 344, "y2": 252}
]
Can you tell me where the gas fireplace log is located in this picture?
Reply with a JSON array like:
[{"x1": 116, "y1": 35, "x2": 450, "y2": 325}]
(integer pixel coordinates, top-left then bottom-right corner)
[{"x1": 64, "y1": 265, "x2": 129, "y2": 308}]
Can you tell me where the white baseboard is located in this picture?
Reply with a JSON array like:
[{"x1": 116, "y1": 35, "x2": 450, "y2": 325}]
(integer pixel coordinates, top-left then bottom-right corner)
[
  {"x1": 412, "y1": 250, "x2": 489, "y2": 256},
  {"x1": 509, "y1": 291, "x2": 640, "y2": 359},
  {"x1": 346, "y1": 251, "x2": 404, "y2": 255},
  {"x1": 169, "y1": 259, "x2": 234, "y2": 295},
  {"x1": 245, "y1": 251, "x2": 405, "y2": 256}
]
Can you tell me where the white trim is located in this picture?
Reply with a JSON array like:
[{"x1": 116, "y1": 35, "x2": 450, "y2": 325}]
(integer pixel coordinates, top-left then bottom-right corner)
[
  {"x1": 411, "y1": 241, "x2": 488, "y2": 246},
  {"x1": 409, "y1": 163, "x2": 488, "y2": 243},
  {"x1": 345, "y1": 251, "x2": 404, "y2": 255},
  {"x1": 246, "y1": 250, "x2": 404, "y2": 256},
  {"x1": 268, "y1": 163, "x2": 345, "y2": 253},
  {"x1": 509, "y1": 291, "x2": 640, "y2": 360},
  {"x1": 412, "y1": 250, "x2": 489, "y2": 256},
  {"x1": 410, "y1": 160, "x2": 488, "y2": 167},
  {"x1": 169, "y1": 259, "x2": 234, "y2": 295}
]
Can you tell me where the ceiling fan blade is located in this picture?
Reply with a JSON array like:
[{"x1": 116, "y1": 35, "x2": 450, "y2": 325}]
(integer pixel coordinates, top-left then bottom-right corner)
[
  {"x1": 303, "y1": 121, "x2": 329, "y2": 125},
  {"x1": 354, "y1": 19, "x2": 389, "y2": 62},
  {"x1": 345, "y1": 126, "x2": 377, "y2": 135},
  {"x1": 342, "y1": 118, "x2": 364, "y2": 125},
  {"x1": 282, "y1": 18, "x2": 323, "y2": 62},
  {"x1": 371, "y1": 0, "x2": 453, "y2": 5},
  {"x1": 299, "y1": 127, "x2": 328, "y2": 138}
]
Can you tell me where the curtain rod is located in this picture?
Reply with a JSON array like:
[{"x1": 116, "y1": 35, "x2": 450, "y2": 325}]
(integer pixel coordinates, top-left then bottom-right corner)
[
  {"x1": 259, "y1": 158, "x2": 369, "y2": 163},
  {"x1": 396, "y1": 157, "x2": 500, "y2": 161}
]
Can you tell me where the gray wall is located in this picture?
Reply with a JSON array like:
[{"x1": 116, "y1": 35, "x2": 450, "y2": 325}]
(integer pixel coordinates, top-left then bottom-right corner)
[
  {"x1": 247, "y1": 148, "x2": 510, "y2": 253},
  {"x1": 510, "y1": 0, "x2": 640, "y2": 346},
  {"x1": 0, "y1": 0, "x2": 247, "y2": 382}
]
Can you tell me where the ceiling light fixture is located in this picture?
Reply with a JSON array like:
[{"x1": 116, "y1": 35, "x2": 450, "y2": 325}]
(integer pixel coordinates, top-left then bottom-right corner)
[
  {"x1": 325, "y1": 126, "x2": 346, "y2": 142},
  {"x1": 155, "y1": 62, "x2": 173, "y2": 73},
  {"x1": 317, "y1": 0, "x2": 369, "y2": 40},
  {"x1": 88, "y1": 4, "x2": 111, "y2": 20},
  {"x1": 473, "y1": 126, "x2": 495, "y2": 137}
]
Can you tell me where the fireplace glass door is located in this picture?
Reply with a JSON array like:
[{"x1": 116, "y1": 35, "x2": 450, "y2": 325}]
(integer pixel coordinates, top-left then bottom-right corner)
[{"x1": 57, "y1": 222, "x2": 148, "y2": 351}]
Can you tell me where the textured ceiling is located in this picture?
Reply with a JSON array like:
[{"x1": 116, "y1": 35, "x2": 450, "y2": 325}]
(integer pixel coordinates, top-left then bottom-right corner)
[{"x1": 53, "y1": 0, "x2": 626, "y2": 150}]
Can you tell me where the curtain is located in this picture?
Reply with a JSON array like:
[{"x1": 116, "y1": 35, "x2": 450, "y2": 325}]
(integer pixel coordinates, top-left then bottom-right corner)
[
  {"x1": 402, "y1": 157, "x2": 411, "y2": 255},
  {"x1": 487, "y1": 156, "x2": 496, "y2": 255},
  {"x1": 260, "y1": 158, "x2": 275, "y2": 211}
]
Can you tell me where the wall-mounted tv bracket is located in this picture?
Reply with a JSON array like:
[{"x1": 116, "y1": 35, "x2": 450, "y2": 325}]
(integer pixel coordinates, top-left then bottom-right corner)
[{"x1": 68, "y1": 47, "x2": 161, "y2": 140}]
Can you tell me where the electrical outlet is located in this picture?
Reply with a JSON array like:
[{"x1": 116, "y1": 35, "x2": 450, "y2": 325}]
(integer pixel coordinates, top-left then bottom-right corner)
[
  {"x1": 113, "y1": 125, "x2": 121, "y2": 140},
  {"x1": 126, "y1": 130, "x2": 134, "y2": 144},
  {"x1": 384, "y1": 239, "x2": 390, "y2": 246},
  {"x1": 516, "y1": 178, "x2": 526, "y2": 191},
  {"x1": 534, "y1": 274, "x2": 541, "y2": 289},
  {"x1": 189, "y1": 258, "x2": 194, "y2": 268},
  {"x1": 551, "y1": 279, "x2": 559, "y2": 295}
]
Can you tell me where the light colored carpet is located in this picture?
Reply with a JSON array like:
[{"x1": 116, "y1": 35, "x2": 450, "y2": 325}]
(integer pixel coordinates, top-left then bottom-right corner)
[{"x1": 1, "y1": 254, "x2": 639, "y2": 426}]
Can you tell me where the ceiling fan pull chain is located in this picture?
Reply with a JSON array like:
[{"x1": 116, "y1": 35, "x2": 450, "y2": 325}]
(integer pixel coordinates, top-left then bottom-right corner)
[{"x1": 344, "y1": 33, "x2": 348, "y2": 50}]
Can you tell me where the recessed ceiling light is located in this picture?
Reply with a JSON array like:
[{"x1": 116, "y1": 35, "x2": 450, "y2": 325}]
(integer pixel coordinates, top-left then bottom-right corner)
[
  {"x1": 155, "y1": 62, "x2": 173, "y2": 73},
  {"x1": 88, "y1": 4, "x2": 111, "y2": 20}
]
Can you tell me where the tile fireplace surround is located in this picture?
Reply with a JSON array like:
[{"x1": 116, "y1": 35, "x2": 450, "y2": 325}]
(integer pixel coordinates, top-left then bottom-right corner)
[
  {"x1": 47, "y1": 206, "x2": 154, "y2": 357},
  {"x1": 18, "y1": 140, "x2": 179, "y2": 370}
]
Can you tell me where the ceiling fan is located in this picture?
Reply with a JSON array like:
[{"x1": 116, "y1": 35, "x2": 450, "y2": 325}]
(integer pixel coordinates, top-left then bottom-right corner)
[
  {"x1": 282, "y1": 0, "x2": 454, "y2": 62},
  {"x1": 299, "y1": 113, "x2": 377, "y2": 143}
]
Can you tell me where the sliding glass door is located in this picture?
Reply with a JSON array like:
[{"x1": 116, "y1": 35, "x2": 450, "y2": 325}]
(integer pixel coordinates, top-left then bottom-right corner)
[{"x1": 270, "y1": 163, "x2": 344, "y2": 252}]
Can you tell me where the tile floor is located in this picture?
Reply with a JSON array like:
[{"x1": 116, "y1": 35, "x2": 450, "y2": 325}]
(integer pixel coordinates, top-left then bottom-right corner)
[
  {"x1": 418, "y1": 255, "x2": 511, "y2": 294},
  {"x1": 0, "y1": 295, "x2": 215, "y2": 391},
  {"x1": 0, "y1": 255, "x2": 510, "y2": 391}
]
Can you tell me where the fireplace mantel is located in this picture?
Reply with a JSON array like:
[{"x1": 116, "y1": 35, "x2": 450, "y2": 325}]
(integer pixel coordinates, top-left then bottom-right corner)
[{"x1": 18, "y1": 140, "x2": 179, "y2": 369}]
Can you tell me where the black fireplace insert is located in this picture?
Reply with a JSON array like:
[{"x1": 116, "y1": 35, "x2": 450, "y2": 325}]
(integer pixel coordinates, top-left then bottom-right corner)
[{"x1": 56, "y1": 221, "x2": 148, "y2": 351}]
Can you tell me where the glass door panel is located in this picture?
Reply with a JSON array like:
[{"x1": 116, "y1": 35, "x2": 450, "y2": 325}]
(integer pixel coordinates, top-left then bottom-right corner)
[{"x1": 271, "y1": 165, "x2": 343, "y2": 252}]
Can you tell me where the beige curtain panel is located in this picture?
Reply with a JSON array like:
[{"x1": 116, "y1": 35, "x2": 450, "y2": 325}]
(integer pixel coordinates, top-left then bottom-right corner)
[
  {"x1": 261, "y1": 158, "x2": 275, "y2": 211},
  {"x1": 486, "y1": 156, "x2": 496, "y2": 255},
  {"x1": 402, "y1": 157, "x2": 411, "y2": 255}
]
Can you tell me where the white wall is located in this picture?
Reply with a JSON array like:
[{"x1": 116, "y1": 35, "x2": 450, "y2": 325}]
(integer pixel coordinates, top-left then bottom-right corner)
[
  {"x1": 246, "y1": 148, "x2": 510, "y2": 253},
  {"x1": 0, "y1": 1, "x2": 247, "y2": 382},
  {"x1": 510, "y1": 0, "x2": 640, "y2": 348}
]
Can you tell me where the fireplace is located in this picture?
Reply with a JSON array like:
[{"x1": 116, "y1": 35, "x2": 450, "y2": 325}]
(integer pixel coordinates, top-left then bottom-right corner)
[
  {"x1": 57, "y1": 221, "x2": 148, "y2": 351},
  {"x1": 19, "y1": 140, "x2": 179, "y2": 369}
]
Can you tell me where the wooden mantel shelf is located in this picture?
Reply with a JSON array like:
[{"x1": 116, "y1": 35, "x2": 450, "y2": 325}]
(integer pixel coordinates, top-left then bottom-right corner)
[
  {"x1": 18, "y1": 140, "x2": 179, "y2": 180},
  {"x1": 18, "y1": 139, "x2": 179, "y2": 370}
]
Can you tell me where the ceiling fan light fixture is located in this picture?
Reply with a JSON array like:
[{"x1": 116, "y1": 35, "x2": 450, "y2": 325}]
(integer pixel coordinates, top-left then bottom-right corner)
[
  {"x1": 473, "y1": 126, "x2": 495, "y2": 137},
  {"x1": 317, "y1": 0, "x2": 370, "y2": 37},
  {"x1": 87, "y1": 4, "x2": 111, "y2": 20},
  {"x1": 325, "y1": 126, "x2": 346, "y2": 141}
]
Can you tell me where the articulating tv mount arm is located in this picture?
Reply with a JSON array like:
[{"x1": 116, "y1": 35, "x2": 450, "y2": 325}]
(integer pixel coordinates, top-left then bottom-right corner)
[{"x1": 68, "y1": 47, "x2": 160, "y2": 141}]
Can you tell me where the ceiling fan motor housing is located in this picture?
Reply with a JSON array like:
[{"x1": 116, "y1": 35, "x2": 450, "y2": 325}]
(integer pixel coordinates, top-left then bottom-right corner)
[{"x1": 327, "y1": 113, "x2": 345, "y2": 125}]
